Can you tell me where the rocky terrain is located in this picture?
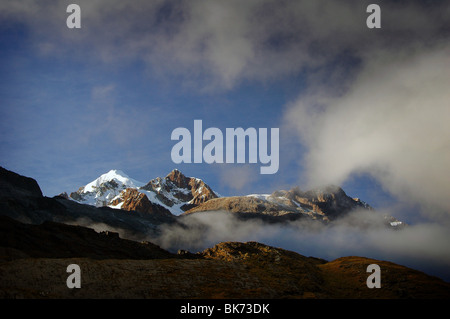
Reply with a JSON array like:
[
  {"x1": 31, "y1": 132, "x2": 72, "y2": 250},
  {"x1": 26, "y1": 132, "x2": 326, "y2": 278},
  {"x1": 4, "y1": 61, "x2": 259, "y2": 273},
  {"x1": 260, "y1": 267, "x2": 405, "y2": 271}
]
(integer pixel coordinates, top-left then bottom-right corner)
[
  {"x1": 183, "y1": 186, "x2": 371, "y2": 222},
  {"x1": 66, "y1": 168, "x2": 218, "y2": 216},
  {"x1": 63, "y1": 168, "x2": 404, "y2": 229},
  {"x1": 1, "y1": 166, "x2": 447, "y2": 299},
  {"x1": 111, "y1": 188, "x2": 174, "y2": 220},
  {"x1": 141, "y1": 169, "x2": 219, "y2": 210}
]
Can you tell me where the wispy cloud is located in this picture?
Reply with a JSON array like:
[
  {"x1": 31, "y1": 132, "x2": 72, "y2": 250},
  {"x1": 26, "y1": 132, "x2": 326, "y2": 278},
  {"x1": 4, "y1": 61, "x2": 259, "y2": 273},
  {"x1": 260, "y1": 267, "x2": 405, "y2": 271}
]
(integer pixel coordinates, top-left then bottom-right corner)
[
  {"x1": 284, "y1": 43, "x2": 450, "y2": 221},
  {"x1": 150, "y1": 210, "x2": 450, "y2": 281},
  {"x1": 4, "y1": 0, "x2": 448, "y2": 91}
]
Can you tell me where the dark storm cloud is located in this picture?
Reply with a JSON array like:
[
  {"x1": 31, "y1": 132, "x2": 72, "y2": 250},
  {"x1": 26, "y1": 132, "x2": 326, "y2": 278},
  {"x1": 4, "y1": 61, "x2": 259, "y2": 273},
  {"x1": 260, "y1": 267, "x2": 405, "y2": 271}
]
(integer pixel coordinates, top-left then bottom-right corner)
[{"x1": 2, "y1": 0, "x2": 447, "y2": 90}]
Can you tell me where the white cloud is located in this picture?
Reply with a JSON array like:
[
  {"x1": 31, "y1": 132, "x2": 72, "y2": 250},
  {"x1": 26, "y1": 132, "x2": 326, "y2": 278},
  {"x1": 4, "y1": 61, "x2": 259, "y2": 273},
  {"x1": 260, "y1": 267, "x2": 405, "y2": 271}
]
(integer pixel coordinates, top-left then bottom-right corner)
[
  {"x1": 284, "y1": 43, "x2": 450, "y2": 220},
  {"x1": 150, "y1": 210, "x2": 450, "y2": 281}
]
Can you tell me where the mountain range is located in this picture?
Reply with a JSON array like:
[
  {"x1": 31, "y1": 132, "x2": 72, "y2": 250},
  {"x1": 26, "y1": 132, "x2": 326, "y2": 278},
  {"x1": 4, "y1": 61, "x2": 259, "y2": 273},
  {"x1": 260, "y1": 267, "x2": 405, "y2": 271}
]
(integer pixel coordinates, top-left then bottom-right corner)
[
  {"x1": 60, "y1": 168, "x2": 403, "y2": 228},
  {"x1": 2, "y1": 166, "x2": 446, "y2": 300},
  {"x1": 62, "y1": 169, "x2": 219, "y2": 216}
]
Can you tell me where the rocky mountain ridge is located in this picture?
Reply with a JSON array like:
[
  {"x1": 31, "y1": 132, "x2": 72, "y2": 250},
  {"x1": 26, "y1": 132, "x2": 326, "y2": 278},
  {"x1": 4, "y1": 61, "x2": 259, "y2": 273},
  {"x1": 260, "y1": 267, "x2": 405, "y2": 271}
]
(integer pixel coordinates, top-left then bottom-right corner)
[
  {"x1": 65, "y1": 168, "x2": 403, "y2": 227},
  {"x1": 184, "y1": 185, "x2": 373, "y2": 222},
  {"x1": 66, "y1": 169, "x2": 219, "y2": 216}
]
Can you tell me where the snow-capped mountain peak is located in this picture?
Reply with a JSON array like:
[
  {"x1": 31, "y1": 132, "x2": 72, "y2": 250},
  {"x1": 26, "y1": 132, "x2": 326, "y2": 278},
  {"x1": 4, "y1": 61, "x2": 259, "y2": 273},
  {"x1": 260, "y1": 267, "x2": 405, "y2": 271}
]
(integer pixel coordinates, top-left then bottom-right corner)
[
  {"x1": 68, "y1": 169, "x2": 219, "y2": 215},
  {"x1": 65, "y1": 169, "x2": 403, "y2": 229},
  {"x1": 69, "y1": 169, "x2": 145, "y2": 207},
  {"x1": 83, "y1": 169, "x2": 144, "y2": 193}
]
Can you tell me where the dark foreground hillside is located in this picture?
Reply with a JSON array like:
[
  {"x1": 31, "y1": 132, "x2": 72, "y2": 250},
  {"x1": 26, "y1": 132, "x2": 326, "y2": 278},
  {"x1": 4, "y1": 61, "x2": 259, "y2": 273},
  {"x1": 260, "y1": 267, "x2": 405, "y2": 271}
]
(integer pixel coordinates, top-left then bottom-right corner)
[{"x1": 1, "y1": 216, "x2": 450, "y2": 299}]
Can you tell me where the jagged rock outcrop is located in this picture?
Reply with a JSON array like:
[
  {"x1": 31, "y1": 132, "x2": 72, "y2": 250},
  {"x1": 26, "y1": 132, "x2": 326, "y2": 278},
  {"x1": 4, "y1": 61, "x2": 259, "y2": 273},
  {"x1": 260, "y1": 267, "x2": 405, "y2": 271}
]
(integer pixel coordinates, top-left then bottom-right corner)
[
  {"x1": 140, "y1": 169, "x2": 218, "y2": 212},
  {"x1": 183, "y1": 196, "x2": 306, "y2": 222},
  {"x1": 184, "y1": 185, "x2": 372, "y2": 222},
  {"x1": 280, "y1": 185, "x2": 372, "y2": 220},
  {"x1": 112, "y1": 188, "x2": 173, "y2": 219},
  {"x1": 167, "y1": 169, "x2": 217, "y2": 205}
]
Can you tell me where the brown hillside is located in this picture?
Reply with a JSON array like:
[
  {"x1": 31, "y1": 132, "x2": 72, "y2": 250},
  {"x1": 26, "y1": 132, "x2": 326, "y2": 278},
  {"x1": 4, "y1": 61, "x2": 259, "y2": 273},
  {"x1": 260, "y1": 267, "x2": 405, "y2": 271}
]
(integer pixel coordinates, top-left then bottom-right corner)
[{"x1": 2, "y1": 230, "x2": 450, "y2": 299}]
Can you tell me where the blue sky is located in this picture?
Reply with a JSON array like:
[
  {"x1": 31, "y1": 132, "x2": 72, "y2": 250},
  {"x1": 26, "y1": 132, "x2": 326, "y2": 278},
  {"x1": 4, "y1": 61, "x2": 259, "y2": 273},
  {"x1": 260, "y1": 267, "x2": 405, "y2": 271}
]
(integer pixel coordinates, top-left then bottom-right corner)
[
  {"x1": 0, "y1": 26, "x2": 304, "y2": 196},
  {"x1": 1, "y1": 0, "x2": 449, "y2": 226}
]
